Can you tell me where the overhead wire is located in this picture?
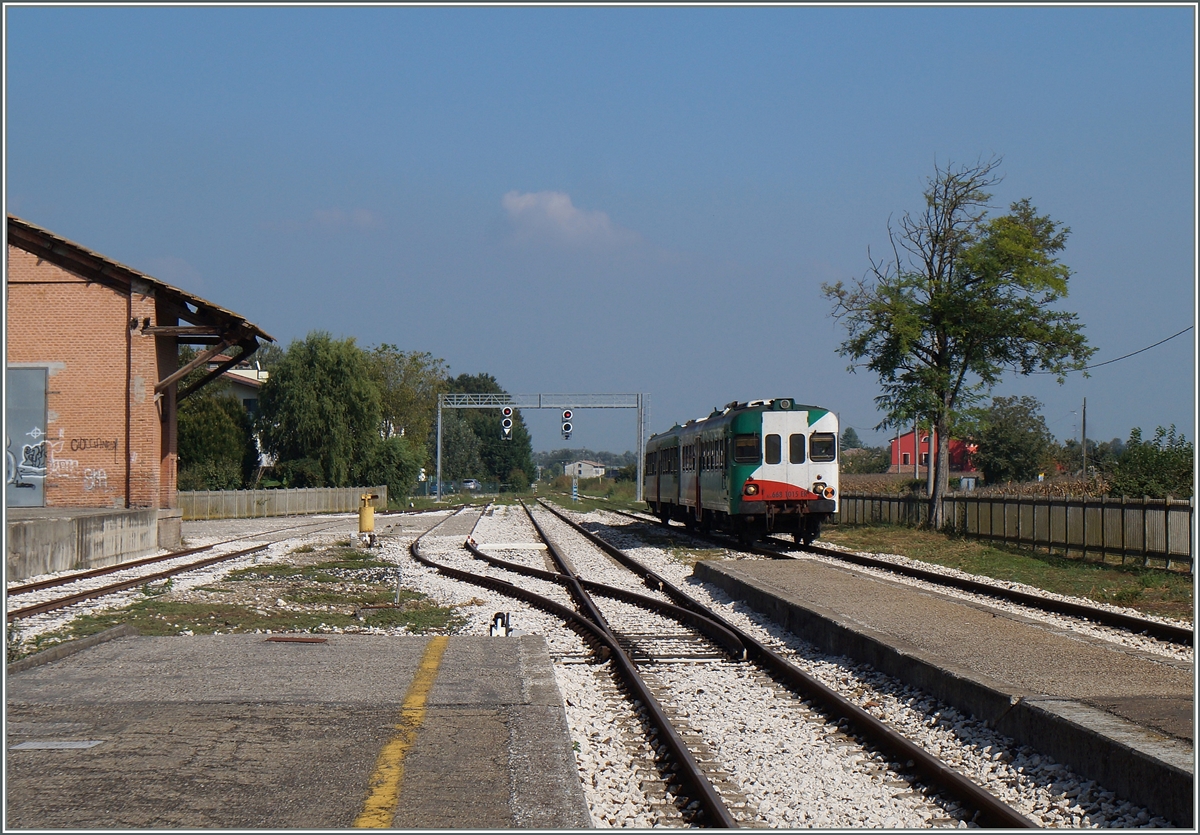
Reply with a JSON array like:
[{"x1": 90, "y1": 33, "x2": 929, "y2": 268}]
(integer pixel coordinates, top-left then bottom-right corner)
[{"x1": 1033, "y1": 325, "x2": 1193, "y2": 374}]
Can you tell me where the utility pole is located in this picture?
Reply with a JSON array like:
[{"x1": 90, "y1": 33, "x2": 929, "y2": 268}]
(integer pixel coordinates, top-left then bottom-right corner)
[
  {"x1": 912, "y1": 418, "x2": 919, "y2": 479},
  {"x1": 1081, "y1": 398, "x2": 1088, "y2": 483}
]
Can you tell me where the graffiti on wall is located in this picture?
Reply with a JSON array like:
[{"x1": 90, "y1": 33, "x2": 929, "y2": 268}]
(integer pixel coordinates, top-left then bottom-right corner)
[
  {"x1": 5, "y1": 429, "x2": 47, "y2": 489},
  {"x1": 5, "y1": 428, "x2": 118, "y2": 496}
]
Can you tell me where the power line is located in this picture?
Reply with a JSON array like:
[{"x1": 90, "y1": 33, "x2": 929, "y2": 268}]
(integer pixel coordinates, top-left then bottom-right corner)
[{"x1": 1033, "y1": 325, "x2": 1194, "y2": 374}]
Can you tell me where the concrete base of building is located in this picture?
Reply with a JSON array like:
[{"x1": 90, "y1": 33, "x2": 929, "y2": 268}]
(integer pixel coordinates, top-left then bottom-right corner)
[
  {"x1": 156, "y1": 507, "x2": 182, "y2": 550},
  {"x1": 5, "y1": 507, "x2": 164, "y2": 582}
]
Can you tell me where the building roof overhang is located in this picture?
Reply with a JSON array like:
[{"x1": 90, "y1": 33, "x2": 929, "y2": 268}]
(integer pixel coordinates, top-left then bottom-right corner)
[{"x1": 7, "y1": 214, "x2": 274, "y2": 401}]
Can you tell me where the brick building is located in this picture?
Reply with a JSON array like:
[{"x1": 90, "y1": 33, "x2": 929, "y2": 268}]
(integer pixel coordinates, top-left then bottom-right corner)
[
  {"x1": 888, "y1": 429, "x2": 976, "y2": 475},
  {"x1": 6, "y1": 215, "x2": 272, "y2": 546}
]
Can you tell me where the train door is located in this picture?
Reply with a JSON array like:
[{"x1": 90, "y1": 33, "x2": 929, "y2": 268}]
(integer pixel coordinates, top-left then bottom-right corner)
[{"x1": 759, "y1": 411, "x2": 804, "y2": 494}]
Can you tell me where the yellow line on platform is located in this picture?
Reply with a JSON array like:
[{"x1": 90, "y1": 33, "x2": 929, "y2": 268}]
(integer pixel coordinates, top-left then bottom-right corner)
[{"x1": 353, "y1": 635, "x2": 450, "y2": 828}]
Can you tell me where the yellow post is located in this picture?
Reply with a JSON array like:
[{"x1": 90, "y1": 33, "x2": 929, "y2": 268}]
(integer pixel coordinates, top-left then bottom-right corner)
[{"x1": 359, "y1": 493, "x2": 377, "y2": 533}]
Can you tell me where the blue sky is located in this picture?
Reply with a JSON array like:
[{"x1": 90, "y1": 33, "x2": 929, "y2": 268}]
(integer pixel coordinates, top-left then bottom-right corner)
[{"x1": 5, "y1": 5, "x2": 1195, "y2": 454}]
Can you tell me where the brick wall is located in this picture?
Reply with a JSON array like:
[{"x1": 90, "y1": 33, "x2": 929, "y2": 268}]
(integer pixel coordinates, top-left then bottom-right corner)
[{"x1": 6, "y1": 245, "x2": 175, "y2": 509}]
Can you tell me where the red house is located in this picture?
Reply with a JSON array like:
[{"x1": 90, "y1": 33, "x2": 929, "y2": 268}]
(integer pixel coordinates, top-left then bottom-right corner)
[{"x1": 889, "y1": 430, "x2": 975, "y2": 474}]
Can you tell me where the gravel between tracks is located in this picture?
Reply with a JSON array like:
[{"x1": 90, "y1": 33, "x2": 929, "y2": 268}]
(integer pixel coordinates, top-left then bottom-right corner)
[{"x1": 9, "y1": 506, "x2": 1178, "y2": 828}]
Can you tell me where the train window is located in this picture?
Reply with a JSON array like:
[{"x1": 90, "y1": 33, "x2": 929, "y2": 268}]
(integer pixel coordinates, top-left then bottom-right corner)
[
  {"x1": 733, "y1": 434, "x2": 761, "y2": 463},
  {"x1": 765, "y1": 434, "x2": 782, "y2": 465},
  {"x1": 789, "y1": 433, "x2": 806, "y2": 464},
  {"x1": 810, "y1": 432, "x2": 837, "y2": 462},
  {"x1": 646, "y1": 451, "x2": 657, "y2": 476}
]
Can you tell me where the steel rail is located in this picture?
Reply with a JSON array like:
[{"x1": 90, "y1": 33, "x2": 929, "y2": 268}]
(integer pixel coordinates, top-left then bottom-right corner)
[
  {"x1": 517, "y1": 500, "x2": 740, "y2": 828},
  {"x1": 7, "y1": 543, "x2": 269, "y2": 622},
  {"x1": 465, "y1": 539, "x2": 746, "y2": 660},
  {"x1": 610, "y1": 507, "x2": 1192, "y2": 647},
  {"x1": 412, "y1": 506, "x2": 739, "y2": 827},
  {"x1": 539, "y1": 499, "x2": 1038, "y2": 829},
  {"x1": 783, "y1": 539, "x2": 1193, "y2": 646},
  {"x1": 7, "y1": 543, "x2": 216, "y2": 596},
  {"x1": 7, "y1": 515, "x2": 362, "y2": 598}
]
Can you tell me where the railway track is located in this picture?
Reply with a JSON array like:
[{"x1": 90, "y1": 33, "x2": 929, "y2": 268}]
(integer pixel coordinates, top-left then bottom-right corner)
[
  {"x1": 602, "y1": 506, "x2": 1193, "y2": 647},
  {"x1": 413, "y1": 502, "x2": 1037, "y2": 828},
  {"x1": 5, "y1": 516, "x2": 361, "y2": 623}
]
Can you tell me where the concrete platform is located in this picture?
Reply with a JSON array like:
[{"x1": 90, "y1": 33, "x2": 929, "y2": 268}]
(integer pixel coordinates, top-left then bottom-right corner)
[
  {"x1": 5, "y1": 632, "x2": 591, "y2": 829},
  {"x1": 694, "y1": 557, "x2": 1195, "y2": 828},
  {"x1": 6, "y1": 506, "x2": 180, "y2": 582}
]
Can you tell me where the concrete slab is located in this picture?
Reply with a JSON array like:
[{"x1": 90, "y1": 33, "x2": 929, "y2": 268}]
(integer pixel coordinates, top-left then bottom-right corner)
[
  {"x1": 5, "y1": 633, "x2": 590, "y2": 829},
  {"x1": 695, "y1": 557, "x2": 1194, "y2": 827}
]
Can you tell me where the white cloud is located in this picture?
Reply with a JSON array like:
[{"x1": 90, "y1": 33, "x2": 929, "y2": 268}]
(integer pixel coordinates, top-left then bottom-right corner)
[{"x1": 502, "y1": 190, "x2": 640, "y2": 249}]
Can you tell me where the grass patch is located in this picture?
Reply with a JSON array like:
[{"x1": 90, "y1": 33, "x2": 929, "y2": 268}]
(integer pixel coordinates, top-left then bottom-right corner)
[
  {"x1": 13, "y1": 588, "x2": 468, "y2": 661},
  {"x1": 6, "y1": 543, "x2": 470, "y2": 662},
  {"x1": 822, "y1": 524, "x2": 1193, "y2": 620}
]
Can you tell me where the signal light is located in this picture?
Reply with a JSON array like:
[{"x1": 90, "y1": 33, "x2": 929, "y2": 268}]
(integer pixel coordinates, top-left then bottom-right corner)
[
  {"x1": 561, "y1": 409, "x2": 573, "y2": 440},
  {"x1": 501, "y1": 406, "x2": 514, "y2": 440}
]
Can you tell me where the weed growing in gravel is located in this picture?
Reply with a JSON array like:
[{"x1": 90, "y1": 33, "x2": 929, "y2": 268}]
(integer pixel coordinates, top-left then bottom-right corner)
[{"x1": 6, "y1": 543, "x2": 469, "y2": 662}]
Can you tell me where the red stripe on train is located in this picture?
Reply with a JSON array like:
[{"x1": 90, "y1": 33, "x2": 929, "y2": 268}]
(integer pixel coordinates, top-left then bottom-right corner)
[{"x1": 741, "y1": 479, "x2": 821, "y2": 501}]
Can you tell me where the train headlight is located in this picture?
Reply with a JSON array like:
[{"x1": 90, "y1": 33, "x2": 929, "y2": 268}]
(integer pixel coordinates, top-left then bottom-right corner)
[
  {"x1": 823, "y1": 486, "x2": 836, "y2": 499},
  {"x1": 743, "y1": 482, "x2": 759, "y2": 496},
  {"x1": 813, "y1": 482, "x2": 826, "y2": 495}
]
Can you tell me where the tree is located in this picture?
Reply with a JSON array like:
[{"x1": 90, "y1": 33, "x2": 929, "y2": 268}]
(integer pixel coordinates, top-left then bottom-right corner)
[
  {"x1": 1107, "y1": 426, "x2": 1193, "y2": 498},
  {"x1": 823, "y1": 157, "x2": 1094, "y2": 527},
  {"x1": 434, "y1": 408, "x2": 483, "y2": 483},
  {"x1": 445, "y1": 373, "x2": 535, "y2": 487},
  {"x1": 368, "y1": 345, "x2": 448, "y2": 470},
  {"x1": 840, "y1": 427, "x2": 864, "y2": 449},
  {"x1": 257, "y1": 332, "x2": 383, "y2": 488},
  {"x1": 177, "y1": 391, "x2": 256, "y2": 490},
  {"x1": 971, "y1": 396, "x2": 1054, "y2": 485},
  {"x1": 175, "y1": 345, "x2": 258, "y2": 490},
  {"x1": 841, "y1": 446, "x2": 892, "y2": 474}
]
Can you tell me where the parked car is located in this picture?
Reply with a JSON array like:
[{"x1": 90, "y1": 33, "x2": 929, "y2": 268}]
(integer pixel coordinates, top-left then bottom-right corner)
[{"x1": 462, "y1": 479, "x2": 482, "y2": 491}]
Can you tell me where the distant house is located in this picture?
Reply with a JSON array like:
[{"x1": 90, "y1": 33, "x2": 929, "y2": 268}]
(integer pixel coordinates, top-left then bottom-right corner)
[
  {"x1": 205, "y1": 354, "x2": 268, "y2": 416},
  {"x1": 203, "y1": 354, "x2": 272, "y2": 466},
  {"x1": 889, "y1": 430, "x2": 976, "y2": 474},
  {"x1": 566, "y1": 460, "x2": 606, "y2": 479}
]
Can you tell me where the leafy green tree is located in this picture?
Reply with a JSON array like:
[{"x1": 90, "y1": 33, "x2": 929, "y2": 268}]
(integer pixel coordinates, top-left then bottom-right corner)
[
  {"x1": 177, "y1": 391, "x2": 256, "y2": 490},
  {"x1": 257, "y1": 332, "x2": 383, "y2": 488},
  {"x1": 175, "y1": 346, "x2": 258, "y2": 490},
  {"x1": 1107, "y1": 426, "x2": 1193, "y2": 498},
  {"x1": 971, "y1": 396, "x2": 1054, "y2": 485},
  {"x1": 368, "y1": 345, "x2": 448, "y2": 465},
  {"x1": 841, "y1": 446, "x2": 892, "y2": 474},
  {"x1": 823, "y1": 158, "x2": 1094, "y2": 526},
  {"x1": 445, "y1": 373, "x2": 535, "y2": 487},
  {"x1": 434, "y1": 409, "x2": 483, "y2": 483},
  {"x1": 840, "y1": 427, "x2": 865, "y2": 450}
]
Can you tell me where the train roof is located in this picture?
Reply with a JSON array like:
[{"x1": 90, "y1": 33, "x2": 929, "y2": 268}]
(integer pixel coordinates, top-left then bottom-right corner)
[{"x1": 648, "y1": 397, "x2": 831, "y2": 442}]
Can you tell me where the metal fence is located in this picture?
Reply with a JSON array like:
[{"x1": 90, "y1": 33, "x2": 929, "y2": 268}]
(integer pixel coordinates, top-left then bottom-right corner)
[
  {"x1": 178, "y1": 486, "x2": 388, "y2": 521},
  {"x1": 835, "y1": 493, "x2": 1194, "y2": 571}
]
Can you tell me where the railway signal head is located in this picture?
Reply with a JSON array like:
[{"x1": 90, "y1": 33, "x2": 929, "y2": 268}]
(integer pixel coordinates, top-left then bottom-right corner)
[
  {"x1": 501, "y1": 406, "x2": 514, "y2": 440},
  {"x1": 561, "y1": 409, "x2": 573, "y2": 440}
]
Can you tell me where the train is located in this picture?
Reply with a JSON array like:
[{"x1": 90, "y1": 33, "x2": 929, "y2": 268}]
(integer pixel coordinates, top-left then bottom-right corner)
[{"x1": 643, "y1": 397, "x2": 838, "y2": 544}]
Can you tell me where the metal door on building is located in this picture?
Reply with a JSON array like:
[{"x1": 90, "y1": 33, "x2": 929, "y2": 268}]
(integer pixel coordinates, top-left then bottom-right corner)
[{"x1": 6, "y1": 367, "x2": 48, "y2": 507}]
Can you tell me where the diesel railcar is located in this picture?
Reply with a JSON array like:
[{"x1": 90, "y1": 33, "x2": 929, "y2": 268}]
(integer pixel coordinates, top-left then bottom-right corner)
[{"x1": 643, "y1": 398, "x2": 838, "y2": 544}]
